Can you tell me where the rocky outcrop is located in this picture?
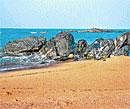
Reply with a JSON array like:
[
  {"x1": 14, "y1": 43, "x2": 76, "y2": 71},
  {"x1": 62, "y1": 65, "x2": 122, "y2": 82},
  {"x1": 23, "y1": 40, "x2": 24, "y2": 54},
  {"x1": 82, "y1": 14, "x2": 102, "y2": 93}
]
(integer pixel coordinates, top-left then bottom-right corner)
[
  {"x1": 4, "y1": 32, "x2": 75, "y2": 60},
  {"x1": 40, "y1": 32, "x2": 75, "y2": 59},
  {"x1": 4, "y1": 37, "x2": 46, "y2": 56},
  {"x1": 112, "y1": 32, "x2": 129, "y2": 56},
  {"x1": 4, "y1": 31, "x2": 129, "y2": 62},
  {"x1": 84, "y1": 38, "x2": 115, "y2": 60}
]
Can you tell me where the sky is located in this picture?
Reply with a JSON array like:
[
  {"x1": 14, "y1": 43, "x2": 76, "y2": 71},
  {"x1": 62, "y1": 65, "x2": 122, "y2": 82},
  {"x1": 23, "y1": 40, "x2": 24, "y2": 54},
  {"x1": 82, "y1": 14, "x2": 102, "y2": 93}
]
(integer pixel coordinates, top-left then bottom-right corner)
[{"x1": 0, "y1": 0, "x2": 130, "y2": 29}]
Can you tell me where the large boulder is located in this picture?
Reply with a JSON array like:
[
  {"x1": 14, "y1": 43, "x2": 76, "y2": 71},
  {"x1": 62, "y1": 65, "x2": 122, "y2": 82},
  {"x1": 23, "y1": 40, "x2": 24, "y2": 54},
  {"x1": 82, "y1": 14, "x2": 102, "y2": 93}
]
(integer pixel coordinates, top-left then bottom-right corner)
[
  {"x1": 85, "y1": 38, "x2": 115, "y2": 60},
  {"x1": 112, "y1": 32, "x2": 129, "y2": 56},
  {"x1": 40, "y1": 32, "x2": 75, "y2": 59},
  {"x1": 54, "y1": 32, "x2": 75, "y2": 56},
  {"x1": 4, "y1": 37, "x2": 46, "y2": 56}
]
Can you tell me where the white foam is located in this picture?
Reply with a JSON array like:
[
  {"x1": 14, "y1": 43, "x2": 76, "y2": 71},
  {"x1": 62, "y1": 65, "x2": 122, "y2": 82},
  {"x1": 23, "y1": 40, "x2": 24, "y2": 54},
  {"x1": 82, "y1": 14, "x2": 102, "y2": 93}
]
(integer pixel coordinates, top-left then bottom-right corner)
[
  {"x1": 40, "y1": 31, "x2": 47, "y2": 34},
  {"x1": 30, "y1": 32, "x2": 37, "y2": 34}
]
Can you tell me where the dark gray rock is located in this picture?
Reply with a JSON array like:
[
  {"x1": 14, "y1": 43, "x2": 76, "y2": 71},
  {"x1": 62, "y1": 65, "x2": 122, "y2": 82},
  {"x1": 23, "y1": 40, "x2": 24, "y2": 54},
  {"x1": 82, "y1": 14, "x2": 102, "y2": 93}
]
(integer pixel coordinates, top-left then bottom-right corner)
[
  {"x1": 112, "y1": 32, "x2": 129, "y2": 56},
  {"x1": 54, "y1": 32, "x2": 75, "y2": 57},
  {"x1": 85, "y1": 38, "x2": 115, "y2": 60},
  {"x1": 4, "y1": 37, "x2": 46, "y2": 56},
  {"x1": 128, "y1": 32, "x2": 130, "y2": 50},
  {"x1": 76, "y1": 39, "x2": 88, "y2": 57},
  {"x1": 40, "y1": 32, "x2": 75, "y2": 60}
]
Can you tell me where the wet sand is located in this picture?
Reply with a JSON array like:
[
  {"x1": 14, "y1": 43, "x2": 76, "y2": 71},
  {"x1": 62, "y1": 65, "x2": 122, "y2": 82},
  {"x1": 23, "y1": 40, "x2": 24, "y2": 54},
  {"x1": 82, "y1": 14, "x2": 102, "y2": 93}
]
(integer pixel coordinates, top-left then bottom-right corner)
[{"x1": 0, "y1": 56, "x2": 130, "y2": 109}]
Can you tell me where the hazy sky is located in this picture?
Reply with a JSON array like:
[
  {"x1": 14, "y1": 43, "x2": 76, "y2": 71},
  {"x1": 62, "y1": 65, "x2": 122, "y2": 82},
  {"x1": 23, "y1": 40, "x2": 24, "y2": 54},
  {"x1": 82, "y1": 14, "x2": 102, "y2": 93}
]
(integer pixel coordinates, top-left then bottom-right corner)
[{"x1": 1, "y1": 0, "x2": 130, "y2": 28}]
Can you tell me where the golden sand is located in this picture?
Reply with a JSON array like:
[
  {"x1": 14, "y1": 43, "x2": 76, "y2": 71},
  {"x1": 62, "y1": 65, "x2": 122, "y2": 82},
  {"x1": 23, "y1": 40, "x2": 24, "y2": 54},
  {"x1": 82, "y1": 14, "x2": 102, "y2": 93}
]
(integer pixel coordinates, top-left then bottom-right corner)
[{"x1": 0, "y1": 56, "x2": 130, "y2": 109}]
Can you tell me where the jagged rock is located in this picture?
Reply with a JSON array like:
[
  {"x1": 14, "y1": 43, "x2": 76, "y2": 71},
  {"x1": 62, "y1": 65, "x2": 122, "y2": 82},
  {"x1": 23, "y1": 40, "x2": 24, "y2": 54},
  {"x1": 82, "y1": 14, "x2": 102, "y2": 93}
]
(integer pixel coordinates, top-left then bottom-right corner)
[
  {"x1": 4, "y1": 37, "x2": 46, "y2": 56},
  {"x1": 112, "y1": 32, "x2": 130, "y2": 56},
  {"x1": 76, "y1": 39, "x2": 88, "y2": 57},
  {"x1": 85, "y1": 38, "x2": 115, "y2": 60},
  {"x1": 40, "y1": 32, "x2": 75, "y2": 59}
]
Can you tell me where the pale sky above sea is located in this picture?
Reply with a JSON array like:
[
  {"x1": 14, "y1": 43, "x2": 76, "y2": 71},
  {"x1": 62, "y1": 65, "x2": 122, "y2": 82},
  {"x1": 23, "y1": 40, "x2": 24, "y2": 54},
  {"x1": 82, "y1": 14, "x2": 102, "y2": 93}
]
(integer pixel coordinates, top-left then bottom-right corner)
[{"x1": 0, "y1": 0, "x2": 130, "y2": 29}]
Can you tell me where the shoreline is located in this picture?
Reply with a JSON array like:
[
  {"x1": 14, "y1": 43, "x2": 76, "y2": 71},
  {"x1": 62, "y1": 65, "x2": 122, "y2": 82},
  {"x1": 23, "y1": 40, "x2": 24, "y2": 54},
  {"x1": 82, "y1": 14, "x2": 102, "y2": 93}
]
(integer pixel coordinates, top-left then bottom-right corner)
[
  {"x1": 0, "y1": 55, "x2": 129, "y2": 73},
  {"x1": 0, "y1": 62, "x2": 57, "y2": 73},
  {"x1": 0, "y1": 56, "x2": 130, "y2": 109},
  {"x1": 0, "y1": 59, "x2": 75, "y2": 73}
]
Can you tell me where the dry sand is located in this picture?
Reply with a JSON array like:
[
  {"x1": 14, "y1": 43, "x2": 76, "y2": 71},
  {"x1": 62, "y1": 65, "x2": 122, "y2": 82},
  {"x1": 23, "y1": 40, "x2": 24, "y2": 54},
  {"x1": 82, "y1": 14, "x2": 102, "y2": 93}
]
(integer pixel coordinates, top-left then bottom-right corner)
[{"x1": 0, "y1": 56, "x2": 130, "y2": 109}]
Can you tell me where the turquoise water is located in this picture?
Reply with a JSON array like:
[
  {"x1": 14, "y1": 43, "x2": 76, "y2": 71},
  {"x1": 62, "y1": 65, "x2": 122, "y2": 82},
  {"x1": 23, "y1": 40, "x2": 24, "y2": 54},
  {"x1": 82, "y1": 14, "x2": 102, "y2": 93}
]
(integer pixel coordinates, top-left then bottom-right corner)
[
  {"x1": 1, "y1": 28, "x2": 130, "y2": 48},
  {"x1": 0, "y1": 28, "x2": 130, "y2": 71}
]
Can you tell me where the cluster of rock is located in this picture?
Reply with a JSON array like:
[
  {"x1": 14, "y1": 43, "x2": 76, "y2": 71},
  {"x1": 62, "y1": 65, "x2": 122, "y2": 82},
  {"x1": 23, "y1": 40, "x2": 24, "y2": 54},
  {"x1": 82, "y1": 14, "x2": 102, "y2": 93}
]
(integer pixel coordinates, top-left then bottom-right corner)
[
  {"x1": 80, "y1": 32, "x2": 129, "y2": 60},
  {"x1": 4, "y1": 31, "x2": 130, "y2": 62}
]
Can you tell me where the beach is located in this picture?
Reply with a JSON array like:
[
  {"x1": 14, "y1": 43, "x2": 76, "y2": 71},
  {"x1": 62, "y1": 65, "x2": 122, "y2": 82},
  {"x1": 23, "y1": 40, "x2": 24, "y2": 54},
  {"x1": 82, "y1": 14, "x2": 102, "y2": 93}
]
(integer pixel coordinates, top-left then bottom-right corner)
[{"x1": 0, "y1": 56, "x2": 130, "y2": 109}]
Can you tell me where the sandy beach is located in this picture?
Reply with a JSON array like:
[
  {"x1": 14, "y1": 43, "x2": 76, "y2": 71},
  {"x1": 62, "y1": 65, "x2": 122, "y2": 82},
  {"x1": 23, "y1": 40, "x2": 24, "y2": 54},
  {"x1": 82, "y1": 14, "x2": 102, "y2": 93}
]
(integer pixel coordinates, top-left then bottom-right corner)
[{"x1": 0, "y1": 56, "x2": 130, "y2": 109}]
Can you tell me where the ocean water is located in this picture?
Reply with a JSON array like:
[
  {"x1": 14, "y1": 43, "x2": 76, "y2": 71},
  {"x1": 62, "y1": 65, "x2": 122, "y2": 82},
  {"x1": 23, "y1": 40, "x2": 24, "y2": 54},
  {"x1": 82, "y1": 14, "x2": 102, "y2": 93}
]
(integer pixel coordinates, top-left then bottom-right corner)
[
  {"x1": 0, "y1": 28, "x2": 130, "y2": 48},
  {"x1": 0, "y1": 28, "x2": 130, "y2": 71}
]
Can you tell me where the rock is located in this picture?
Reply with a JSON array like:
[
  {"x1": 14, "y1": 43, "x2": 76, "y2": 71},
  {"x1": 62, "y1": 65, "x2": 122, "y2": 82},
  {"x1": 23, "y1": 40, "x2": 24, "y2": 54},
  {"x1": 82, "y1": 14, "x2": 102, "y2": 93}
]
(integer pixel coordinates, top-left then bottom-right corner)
[
  {"x1": 85, "y1": 38, "x2": 115, "y2": 60},
  {"x1": 4, "y1": 37, "x2": 46, "y2": 56},
  {"x1": 128, "y1": 32, "x2": 130, "y2": 50},
  {"x1": 76, "y1": 39, "x2": 88, "y2": 57},
  {"x1": 39, "y1": 40, "x2": 57, "y2": 58},
  {"x1": 114, "y1": 32, "x2": 128, "y2": 48},
  {"x1": 112, "y1": 45, "x2": 128, "y2": 56},
  {"x1": 54, "y1": 32, "x2": 75, "y2": 57},
  {"x1": 40, "y1": 32, "x2": 75, "y2": 60},
  {"x1": 112, "y1": 32, "x2": 130, "y2": 56}
]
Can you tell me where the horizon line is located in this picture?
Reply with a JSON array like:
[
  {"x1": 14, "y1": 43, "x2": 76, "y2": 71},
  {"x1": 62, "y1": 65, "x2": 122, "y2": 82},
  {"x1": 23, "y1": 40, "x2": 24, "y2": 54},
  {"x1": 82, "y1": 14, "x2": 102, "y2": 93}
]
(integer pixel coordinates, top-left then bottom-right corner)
[{"x1": 1, "y1": 27, "x2": 130, "y2": 30}]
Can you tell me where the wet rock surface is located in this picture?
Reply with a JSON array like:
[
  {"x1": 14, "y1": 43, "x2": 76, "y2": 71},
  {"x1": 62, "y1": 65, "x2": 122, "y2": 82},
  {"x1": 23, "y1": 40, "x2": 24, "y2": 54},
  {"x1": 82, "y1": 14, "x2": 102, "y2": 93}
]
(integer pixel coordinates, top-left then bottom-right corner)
[{"x1": 4, "y1": 37, "x2": 46, "y2": 56}]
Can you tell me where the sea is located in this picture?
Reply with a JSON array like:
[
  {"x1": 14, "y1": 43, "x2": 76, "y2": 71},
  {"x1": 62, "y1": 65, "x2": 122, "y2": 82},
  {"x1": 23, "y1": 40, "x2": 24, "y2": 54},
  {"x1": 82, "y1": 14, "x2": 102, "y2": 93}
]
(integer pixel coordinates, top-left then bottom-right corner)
[{"x1": 0, "y1": 28, "x2": 130, "y2": 72}]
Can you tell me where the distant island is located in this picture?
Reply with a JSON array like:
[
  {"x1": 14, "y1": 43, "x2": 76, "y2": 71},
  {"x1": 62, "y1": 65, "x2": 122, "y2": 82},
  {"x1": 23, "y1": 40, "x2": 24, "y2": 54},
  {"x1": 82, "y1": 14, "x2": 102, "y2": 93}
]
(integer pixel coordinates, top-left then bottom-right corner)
[{"x1": 78, "y1": 28, "x2": 112, "y2": 33}]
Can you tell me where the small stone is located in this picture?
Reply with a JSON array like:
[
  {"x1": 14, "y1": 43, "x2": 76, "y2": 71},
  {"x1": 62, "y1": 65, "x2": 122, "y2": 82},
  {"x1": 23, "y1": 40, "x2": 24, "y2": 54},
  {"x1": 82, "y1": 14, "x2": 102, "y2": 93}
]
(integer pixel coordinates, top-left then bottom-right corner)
[{"x1": 68, "y1": 54, "x2": 74, "y2": 59}]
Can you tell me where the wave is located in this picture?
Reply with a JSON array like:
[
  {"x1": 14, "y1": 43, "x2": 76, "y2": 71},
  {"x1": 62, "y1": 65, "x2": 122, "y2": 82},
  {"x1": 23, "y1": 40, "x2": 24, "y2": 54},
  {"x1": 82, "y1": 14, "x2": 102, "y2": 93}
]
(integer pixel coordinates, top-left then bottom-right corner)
[
  {"x1": 40, "y1": 31, "x2": 47, "y2": 34},
  {"x1": 0, "y1": 54, "x2": 55, "y2": 72},
  {"x1": 30, "y1": 32, "x2": 37, "y2": 34}
]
